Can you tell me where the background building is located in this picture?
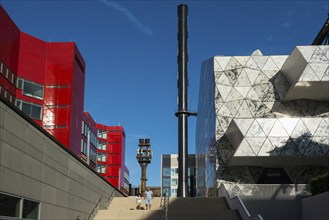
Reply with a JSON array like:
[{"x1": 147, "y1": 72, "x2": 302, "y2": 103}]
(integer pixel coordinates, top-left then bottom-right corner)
[
  {"x1": 96, "y1": 124, "x2": 129, "y2": 195},
  {"x1": 161, "y1": 154, "x2": 196, "y2": 197},
  {"x1": 81, "y1": 112, "x2": 98, "y2": 168},
  {"x1": 196, "y1": 46, "x2": 329, "y2": 197}
]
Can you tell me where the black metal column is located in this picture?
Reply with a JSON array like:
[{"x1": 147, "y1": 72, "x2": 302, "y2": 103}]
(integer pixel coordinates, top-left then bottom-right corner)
[{"x1": 176, "y1": 4, "x2": 189, "y2": 197}]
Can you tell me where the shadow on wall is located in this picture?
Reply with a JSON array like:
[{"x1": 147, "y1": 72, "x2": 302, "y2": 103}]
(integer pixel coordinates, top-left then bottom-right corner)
[
  {"x1": 270, "y1": 72, "x2": 329, "y2": 117},
  {"x1": 268, "y1": 132, "x2": 329, "y2": 157}
]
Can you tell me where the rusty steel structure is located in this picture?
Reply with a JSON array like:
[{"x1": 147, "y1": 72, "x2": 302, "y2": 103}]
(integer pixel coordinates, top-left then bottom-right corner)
[{"x1": 136, "y1": 138, "x2": 152, "y2": 193}]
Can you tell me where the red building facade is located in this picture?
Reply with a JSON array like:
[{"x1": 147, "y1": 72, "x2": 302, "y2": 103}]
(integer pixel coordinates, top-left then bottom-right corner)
[
  {"x1": 0, "y1": 5, "x2": 19, "y2": 105},
  {"x1": 81, "y1": 112, "x2": 98, "y2": 168},
  {"x1": 1, "y1": 5, "x2": 130, "y2": 194},
  {"x1": 96, "y1": 124, "x2": 129, "y2": 194},
  {"x1": 0, "y1": 5, "x2": 86, "y2": 156}
]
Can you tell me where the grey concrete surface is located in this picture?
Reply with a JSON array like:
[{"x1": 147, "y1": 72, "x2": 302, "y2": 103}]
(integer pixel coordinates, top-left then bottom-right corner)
[{"x1": 0, "y1": 99, "x2": 124, "y2": 219}]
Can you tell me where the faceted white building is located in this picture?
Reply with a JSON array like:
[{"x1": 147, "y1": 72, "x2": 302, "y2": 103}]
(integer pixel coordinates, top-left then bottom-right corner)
[{"x1": 196, "y1": 46, "x2": 329, "y2": 197}]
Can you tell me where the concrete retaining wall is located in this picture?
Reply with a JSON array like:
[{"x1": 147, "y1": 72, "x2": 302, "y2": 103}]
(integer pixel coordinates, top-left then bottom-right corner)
[
  {"x1": 223, "y1": 183, "x2": 311, "y2": 220},
  {"x1": 302, "y1": 191, "x2": 329, "y2": 220},
  {"x1": 0, "y1": 98, "x2": 123, "y2": 219}
]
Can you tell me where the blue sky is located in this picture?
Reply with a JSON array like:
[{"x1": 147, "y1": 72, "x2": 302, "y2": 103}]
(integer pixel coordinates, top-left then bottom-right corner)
[{"x1": 2, "y1": 0, "x2": 328, "y2": 187}]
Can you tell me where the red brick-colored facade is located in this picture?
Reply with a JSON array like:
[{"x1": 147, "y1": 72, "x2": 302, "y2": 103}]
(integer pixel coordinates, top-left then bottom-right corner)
[
  {"x1": 0, "y1": 5, "x2": 129, "y2": 193},
  {"x1": 0, "y1": 5, "x2": 85, "y2": 156},
  {"x1": 96, "y1": 124, "x2": 129, "y2": 194}
]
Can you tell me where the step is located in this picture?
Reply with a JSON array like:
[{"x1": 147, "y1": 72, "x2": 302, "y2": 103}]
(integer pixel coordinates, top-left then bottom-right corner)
[
  {"x1": 94, "y1": 197, "x2": 241, "y2": 220},
  {"x1": 167, "y1": 210, "x2": 240, "y2": 220},
  {"x1": 108, "y1": 197, "x2": 164, "y2": 211},
  {"x1": 94, "y1": 209, "x2": 164, "y2": 220}
]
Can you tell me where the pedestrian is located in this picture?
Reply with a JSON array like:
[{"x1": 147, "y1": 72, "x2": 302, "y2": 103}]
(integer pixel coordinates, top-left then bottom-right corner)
[
  {"x1": 144, "y1": 187, "x2": 153, "y2": 210},
  {"x1": 136, "y1": 193, "x2": 142, "y2": 210}
]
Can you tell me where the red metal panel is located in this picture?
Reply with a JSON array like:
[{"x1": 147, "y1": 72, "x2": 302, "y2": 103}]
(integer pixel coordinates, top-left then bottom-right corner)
[
  {"x1": 44, "y1": 43, "x2": 85, "y2": 155},
  {"x1": 0, "y1": 6, "x2": 20, "y2": 74},
  {"x1": 18, "y1": 33, "x2": 46, "y2": 84},
  {"x1": 0, "y1": 5, "x2": 86, "y2": 161},
  {"x1": 95, "y1": 124, "x2": 127, "y2": 189}
]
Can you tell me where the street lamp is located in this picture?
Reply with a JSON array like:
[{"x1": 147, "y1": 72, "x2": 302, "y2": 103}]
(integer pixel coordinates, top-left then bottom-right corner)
[{"x1": 136, "y1": 138, "x2": 152, "y2": 194}]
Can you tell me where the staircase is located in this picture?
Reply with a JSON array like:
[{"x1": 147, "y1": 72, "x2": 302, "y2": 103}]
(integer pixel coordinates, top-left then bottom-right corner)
[{"x1": 94, "y1": 197, "x2": 241, "y2": 220}]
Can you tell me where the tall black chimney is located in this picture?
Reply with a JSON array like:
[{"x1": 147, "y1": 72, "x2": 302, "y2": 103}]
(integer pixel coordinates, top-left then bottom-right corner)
[{"x1": 176, "y1": 4, "x2": 189, "y2": 197}]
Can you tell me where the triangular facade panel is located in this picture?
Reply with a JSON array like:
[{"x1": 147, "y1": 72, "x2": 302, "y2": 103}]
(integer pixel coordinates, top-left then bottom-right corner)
[
  {"x1": 258, "y1": 138, "x2": 275, "y2": 156},
  {"x1": 263, "y1": 102, "x2": 275, "y2": 111},
  {"x1": 225, "y1": 57, "x2": 243, "y2": 70},
  {"x1": 218, "y1": 104, "x2": 233, "y2": 117},
  {"x1": 235, "y1": 87, "x2": 252, "y2": 98},
  {"x1": 252, "y1": 56, "x2": 268, "y2": 70},
  {"x1": 263, "y1": 70, "x2": 278, "y2": 79},
  {"x1": 269, "y1": 120, "x2": 289, "y2": 137},
  {"x1": 310, "y1": 46, "x2": 329, "y2": 64},
  {"x1": 235, "y1": 69, "x2": 252, "y2": 87},
  {"x1": 234, "y1": 118, "x2": 254, "y2": 136},
  {"x1": 299, "y1": 64, "x2": 319, "y2": 81},
  {"x1": 246, "y1": 120, "x2": 266, "y2": 137},
  {"x1": 291, "y1": 120, "x2": 311, "y2": 138},
  {"x1": 245, "y1": 68, "x2": 260, "y2": 85},
  {"x1": 245, "y1": 57, "x2": 259, "y2": 70},
  {"x1": 297, "y1": 46, "x2": 315, "y2": 62},
  {"x1": 278, "y1": 118, "x2": 300, "y2": 136},
  {"x1": 235, "y1": 56, "x2": 249, "y2": 66},
  {"x1": 313, "y1": 119, "x2": 329, "y2": 137},
  {"x1": 214, "y1": 57, "x2": 223, "y2": 71},
  {"x1": 246, "y1": 137, "x2": 266, "y2": 155},
  {"x1": 235, "y1": 100, "x2": 253, "y2": 118},
  {"x1": 225, "y1": 100, "x2": 243, "y2": 117},
  {"x1": 262, "y1": 57, "x2": 279, "y2": 71},
  {"x1": 257, "y1": 118, "x2": 278, "y2": 135},
  {"x1": 322, "y1": 65, "x2": 329, "y2": 80},
  {"x1": 224, "y1": 69, "x2": 242, "y2": 85},
  {"x1": 216, "y1": 56, "x2": 231, "y2": 70},
  {"x1": 271, "y1": 56, "x2": 288, "y2": 69},
  {"x1": 217, "y1": 71, "x2": 232, "y2": 86},
  {"x1": 318, "y1": 45, "x2": 329, "y2": 60},
  {"x1": 226, "y1": 87, "x2": 244, "y2": 102},
  {"x1": 254, "y1": 71, "x2": 270, "y2": 84},
  {"x1": 218, "y1": 85, "x2": 232, "y2": 101},
  {"x1": 234, "y1": 139, "x2": 256, "y2": 156},
  {"x1": 301, "y1": 118, "x2": 323, "y2": 135},
  {"x1": 246, "y1": 88, "x2": 260, "y2": 101},
  {"x1": 309, "y1": 63, "x2": 329, "y2": 80}
]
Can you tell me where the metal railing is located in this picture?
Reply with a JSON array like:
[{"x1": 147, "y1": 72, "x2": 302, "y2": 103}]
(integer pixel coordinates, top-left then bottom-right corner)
[
  {"x1": 88, "y1": 189, "x2": 116, "y2": 220},
  {"x1": 219, "y1": 183, "x2": 263, "y2": 220},
  {"x1": 161, "y1": 188, "x2": 169, "y2": 220}
]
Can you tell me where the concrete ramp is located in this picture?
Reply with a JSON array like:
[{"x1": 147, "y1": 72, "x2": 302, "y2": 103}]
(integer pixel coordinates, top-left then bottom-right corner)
[{"x1": 94, "y1": 197, "x2": 240, "y2": 220}]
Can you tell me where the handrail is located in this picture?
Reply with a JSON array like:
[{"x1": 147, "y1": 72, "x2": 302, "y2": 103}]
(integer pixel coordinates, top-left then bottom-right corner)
[
  {"x1": 88, "y1": 189, "x2": 116, "y2": 220},
  {"x1": 87, "y1": 197, "x2": 102, "y2": 220},
  {"x1": 161, "y1": 188, "x2": 169, "y2": 220},
  {"x1": 106, "y1": 189, "x2": 116, "y2": 206},
  {"x1": 219, "y1": 183, "x2": 263, "y2": 220}
]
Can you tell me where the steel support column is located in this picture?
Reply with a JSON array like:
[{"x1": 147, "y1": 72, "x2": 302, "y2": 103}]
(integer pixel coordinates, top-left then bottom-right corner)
[{"x1": 176, "y1": 4, "x2": 189, "y2": 197}]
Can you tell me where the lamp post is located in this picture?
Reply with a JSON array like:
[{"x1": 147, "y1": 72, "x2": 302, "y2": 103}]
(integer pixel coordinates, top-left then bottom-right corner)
[{"x1": 136, "y1": 138, "x2": 152, "y2": 194}]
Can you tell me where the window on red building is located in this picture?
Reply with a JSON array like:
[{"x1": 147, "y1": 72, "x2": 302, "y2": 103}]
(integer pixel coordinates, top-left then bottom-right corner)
[
  {"x1": 17, "y1": 78, "x2": 44, "y2": 100},
  {"x1": 15, "y1": 99, "x2": 42, "y2": 120}
]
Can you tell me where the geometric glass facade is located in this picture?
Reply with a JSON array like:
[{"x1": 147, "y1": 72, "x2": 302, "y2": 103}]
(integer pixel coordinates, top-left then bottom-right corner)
[{"x1": 196, "y1": 46, "x2": 329, "y2": 197}]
